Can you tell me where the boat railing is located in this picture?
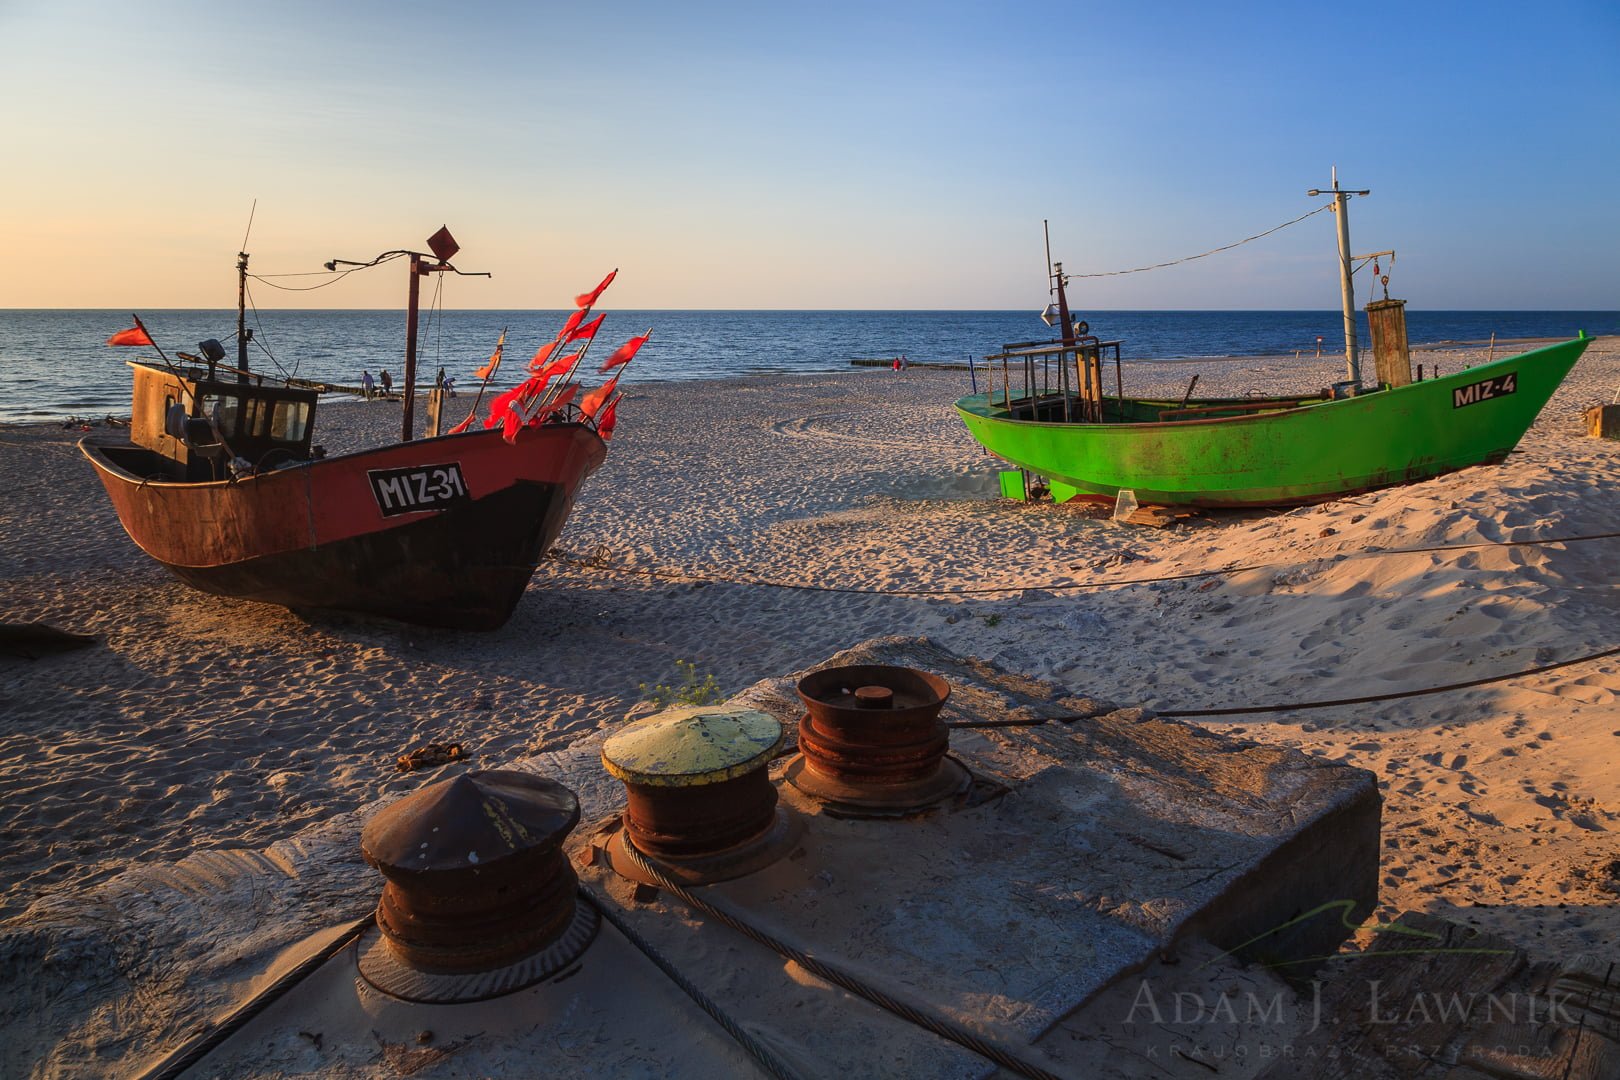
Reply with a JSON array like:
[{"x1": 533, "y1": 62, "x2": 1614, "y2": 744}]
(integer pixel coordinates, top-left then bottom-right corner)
[
  {"x1": 1154, "y1": 398, "x2": 1322, "y2": 422},
  {"x1": 983, "y1": 339, "x2": 1124, "y2": 423}
]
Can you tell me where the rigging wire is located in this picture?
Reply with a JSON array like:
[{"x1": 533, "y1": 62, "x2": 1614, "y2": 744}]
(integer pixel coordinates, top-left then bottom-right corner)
[
  {"x1": 247, "y1": 252, "x2": 408, "y2": 292},
  {"x1": 241, "y1": 279, "x2": 292, "y2": 379},
  {"x1": 239, "y1": 198, "x2": 257, "y2": 253},
  {"x1": 1071, "y1": 204, "x2": 1335, "y2": 278}
]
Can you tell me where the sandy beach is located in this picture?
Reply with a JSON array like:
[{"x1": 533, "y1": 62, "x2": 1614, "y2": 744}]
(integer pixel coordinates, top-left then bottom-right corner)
[{"x1": 2, "y1": 338, "x2": 1618, "y2": 1047}]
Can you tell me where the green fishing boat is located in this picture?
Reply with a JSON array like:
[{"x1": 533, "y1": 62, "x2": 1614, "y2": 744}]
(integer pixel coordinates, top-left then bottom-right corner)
[
  {"x1": 957, "y1": 175, "x2": 1592, "y2": 508},
  {"x1": 957, "y1": 333, "x2": 1591, "y2": 508}
]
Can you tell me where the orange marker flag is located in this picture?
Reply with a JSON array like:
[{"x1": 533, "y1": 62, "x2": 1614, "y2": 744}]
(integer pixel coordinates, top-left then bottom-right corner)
[
  {"x1": 574, "y1": 270, "x2": 617, "y2": 309},
  {"x1": 597, "y1": 331, "x2": 649, "y2": 374},
  {"x1": 106, "y1": 316, "x2": 154, "y2": 347},
  {"x1": 528, "y1": 339, "x2": 561, "y2": 373},
  {"x1": 472, "y1": 330, "x2": 507, "y2": 381},
  {"x1": 580, "y1": 372, "x2": 621, "y2": 419}
]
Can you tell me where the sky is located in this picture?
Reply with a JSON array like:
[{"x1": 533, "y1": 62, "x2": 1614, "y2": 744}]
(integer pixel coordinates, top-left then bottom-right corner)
[{"x1": 1, "y1": 0, "x2": 1616, "y2": 311}]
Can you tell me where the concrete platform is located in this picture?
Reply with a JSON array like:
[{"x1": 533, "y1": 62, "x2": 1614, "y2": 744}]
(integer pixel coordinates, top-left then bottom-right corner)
[{"x1": 3, "y1": 637, "x2": 1382, "y2": 1078}]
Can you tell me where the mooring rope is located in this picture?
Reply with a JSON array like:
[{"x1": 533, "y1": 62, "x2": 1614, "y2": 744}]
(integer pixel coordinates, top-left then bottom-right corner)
[
  {"x1": 616, "y1": 836, "x2": 1065, "y2": 1080},
  {"x1": 547, "y1": 528, "x2": 1620, "y2": 599},
  {"x1": 1156, "y1": 643, "x2": 1620, "y2": 718}
]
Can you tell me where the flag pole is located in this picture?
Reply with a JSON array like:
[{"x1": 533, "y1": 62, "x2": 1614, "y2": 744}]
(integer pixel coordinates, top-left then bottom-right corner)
[{"x1": 451, "y1": 328, "x2": 507, "y2": 433}]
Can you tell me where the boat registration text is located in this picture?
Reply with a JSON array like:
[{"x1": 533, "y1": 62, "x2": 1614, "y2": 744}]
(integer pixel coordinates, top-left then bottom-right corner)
[
  {"x1": 1452, "y1": 373, "x2": 1517, "y2": 409},
  {"x1": 368, "y1": 463, "x2": 471, "y2": 516}
]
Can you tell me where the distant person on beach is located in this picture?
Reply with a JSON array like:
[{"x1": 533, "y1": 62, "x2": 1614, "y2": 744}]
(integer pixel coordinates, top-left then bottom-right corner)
[
  {"x1": 443, "y1": 375, "x2": 456, "y2": 398},
  {"x1": 360, "y1": 370, "x2": 375, "y2": 400},
  {"x1": 892, "y1": 354, "x2": 908, "y2": 371},
  {"x1": 379, "y1": 369, "x2": 393, "y2": 397}
]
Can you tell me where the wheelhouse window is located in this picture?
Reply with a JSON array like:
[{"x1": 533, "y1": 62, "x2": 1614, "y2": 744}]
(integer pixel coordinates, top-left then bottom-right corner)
[
  {"x1": 271, "y1": 400, "x2": 310, "y2": 443},
  {"x1": 199, "y1": 393, "x2": 242, "y2": 436}
]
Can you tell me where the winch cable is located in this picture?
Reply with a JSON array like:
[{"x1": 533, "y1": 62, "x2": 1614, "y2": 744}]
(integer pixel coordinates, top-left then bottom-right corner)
[
  {"x1": 615, "y1": 836, "x2": 1066, "y2": 1080},
  {"x1": 546, "y1": 528, "x2": 1620, "y2": 598},
  {"x1": 1156, "y1": 643, "x2": 1620, "y2": 718},
  {"x1": 133, "y1": 912, "x2": 376, "y2": 1080},
  {"x1": 578, "y1": 886, "x2": 806, "y2": 1080}
]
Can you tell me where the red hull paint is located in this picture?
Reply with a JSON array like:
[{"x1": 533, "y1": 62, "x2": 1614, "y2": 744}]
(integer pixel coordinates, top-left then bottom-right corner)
[{"x1": 82, "y1": 424, "x2": 606, "y2": 629}]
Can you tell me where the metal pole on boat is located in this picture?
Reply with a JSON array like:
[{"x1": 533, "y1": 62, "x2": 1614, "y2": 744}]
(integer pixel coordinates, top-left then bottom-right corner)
[
  {"x1": 403, "y1": 253, "x2": 422, "y2": 442},
  {"x1": 236, "y1": 251, "x2": 250, "y2": 377},
  {"x1": 1309, "y1": 168, "x2": 1370, "y2": 386}
]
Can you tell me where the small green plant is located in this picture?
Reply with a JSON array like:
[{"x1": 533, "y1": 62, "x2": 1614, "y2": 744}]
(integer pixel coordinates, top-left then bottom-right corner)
[
  {"x1": 982, "y1": 613, "x2": 1003, "y2": 627},
  {"x1": 639, "y1": 659, "x2": 725, "y2": 708}
]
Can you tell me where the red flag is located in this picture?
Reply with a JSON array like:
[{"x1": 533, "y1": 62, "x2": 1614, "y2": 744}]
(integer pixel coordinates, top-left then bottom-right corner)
[
  {"x1": 106, "y1": 316, "x2": 154, "y2": 348},
  {"x1": 541, "y1": 382, "x2": 579, "y2": 417},
  {"x1": 574, "y1": 270, "x2": 617, "y2": 309},
  {"x1": 447, "y1": 413, "x2": 477, "y2": 434},
  {"x1": 486, "y1": 379, "x2": 539, "y2": 429},
  {"x1": 502, "y1": 393, "x2": 549, "y2": 443},
  {"x1": 597, "y1": 395, "x2": 619, "y2": 440},
  {"x1": 580, "y1": 373, "x2": 620, "y2": 418},
  {"x1": 597, "y1": 331, "x2": 649, "y2": 374},
  {"x1": 546, "y1": 350, "x2": 584, "y2": 375},
  {"x1": 472, "y1": 330, "x2": 507, "y2": 381},
  {"x1": 557, "y1": 308, "x2": 587, "y2": 340},
  {"x1": 566, "y1": 313, "x2": 605, "y2": 343}
]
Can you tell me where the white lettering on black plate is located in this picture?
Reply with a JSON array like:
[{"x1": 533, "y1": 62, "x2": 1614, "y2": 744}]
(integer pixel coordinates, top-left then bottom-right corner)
[
  {"x1": 1452, "y1": 372, "x2": 1517, "y2": 409},
  {"x1": 368, "y1": 462, "x2": 470, "y2": 516}
]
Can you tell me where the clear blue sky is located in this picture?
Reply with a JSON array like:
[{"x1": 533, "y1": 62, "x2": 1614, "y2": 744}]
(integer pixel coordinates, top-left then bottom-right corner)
[{"x1": 2, "y1": 0, "x2": 1615, "y2": 309}]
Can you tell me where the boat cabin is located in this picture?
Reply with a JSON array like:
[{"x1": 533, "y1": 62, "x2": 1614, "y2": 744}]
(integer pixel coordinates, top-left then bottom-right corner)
[{"x1": 125, "y1": 349, "x2": 320, "y2": 481}]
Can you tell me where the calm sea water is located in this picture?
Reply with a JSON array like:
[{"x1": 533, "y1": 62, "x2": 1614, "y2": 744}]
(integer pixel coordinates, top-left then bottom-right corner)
[{"x1": 1, "y1": 308, "x2": 1614, "y2": 423}]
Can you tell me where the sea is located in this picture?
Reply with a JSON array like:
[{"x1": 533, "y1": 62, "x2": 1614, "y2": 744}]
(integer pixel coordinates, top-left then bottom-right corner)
[{"x1": 1, "y1": 308, "x2": 1615, "y2": 424}]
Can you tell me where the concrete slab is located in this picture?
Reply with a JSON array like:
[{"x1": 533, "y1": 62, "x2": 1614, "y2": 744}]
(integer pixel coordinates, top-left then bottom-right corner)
[{"x1": 1, "y1": 637, "x2": 1380, "y2": 1079}]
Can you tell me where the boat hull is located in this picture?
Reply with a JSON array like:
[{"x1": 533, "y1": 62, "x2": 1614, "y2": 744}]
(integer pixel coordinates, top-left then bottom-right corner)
[
  {"x1": 82, "y1": 424, "x2": 607, "y2": 630},
  {"x1": 956, "y1": 337, "x2": 1590, "y2": 507}
]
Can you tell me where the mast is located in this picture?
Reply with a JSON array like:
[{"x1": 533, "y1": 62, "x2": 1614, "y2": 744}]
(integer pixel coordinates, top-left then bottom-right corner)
[
  {"x1": 236, "y1": 250, "x2": 250, "y2": 378},
  {"x1": 325, "y1": 226, "x2": 486, "y2": 442},
  {"x1": 403, "y1": 253, "x2": 423, "y2": 442},
  {"x1": 1309, "y1": 168, "x2": 1370, "y2": 385}
]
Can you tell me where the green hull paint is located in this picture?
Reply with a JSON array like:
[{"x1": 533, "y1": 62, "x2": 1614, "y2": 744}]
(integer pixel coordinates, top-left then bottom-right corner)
[{"x1": 956, "y1": 337, "x2": 1591, "y2": 507}]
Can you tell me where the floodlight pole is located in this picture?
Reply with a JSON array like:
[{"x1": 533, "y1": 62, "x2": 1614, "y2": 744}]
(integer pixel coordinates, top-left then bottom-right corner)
[{"x1": 1309, "y1": 168, "x2": 1371, "y2": 386}]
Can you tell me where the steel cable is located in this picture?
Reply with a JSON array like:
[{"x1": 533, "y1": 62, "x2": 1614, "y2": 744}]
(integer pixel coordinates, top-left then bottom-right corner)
[
  {"x1": 615, "y1": 836, "x2": 1066, "y2": 1080},
  {"x1": 578, "y1": 886, "x2": 805, "y2": 1080}
]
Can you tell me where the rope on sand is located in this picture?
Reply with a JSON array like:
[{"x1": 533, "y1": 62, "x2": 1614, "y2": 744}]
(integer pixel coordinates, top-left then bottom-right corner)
[
  {"x1": 547, "y1": 528, "x2": 1620, "y2": 598},
  {"x1": 1157, "y1": 643, "x2": 1620, "y2": 718}
]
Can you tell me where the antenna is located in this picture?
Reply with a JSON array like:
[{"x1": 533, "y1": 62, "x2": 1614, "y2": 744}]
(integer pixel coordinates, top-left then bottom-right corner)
[
  {"x1": 239, "y1": 199, "x2": 257, "y2": 252},
  {"x1": 1043, "y1": 219, "x2": 1052, "y2": 292}
]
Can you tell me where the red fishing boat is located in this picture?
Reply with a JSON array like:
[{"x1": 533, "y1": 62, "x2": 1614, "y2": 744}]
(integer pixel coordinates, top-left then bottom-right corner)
[{"x1": 81, "y1": 228, "x2": 631, "y2": 630}]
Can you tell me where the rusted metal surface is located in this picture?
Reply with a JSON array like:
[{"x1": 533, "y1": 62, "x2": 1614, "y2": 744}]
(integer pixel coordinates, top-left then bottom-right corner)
[
  {"x1": 600, "y1": 705, "x2": 795, "y2": 884},
  {"x1": 361, "y1": 769, "x2": 582, "y2": 975},
  {"x1": 622, "y1": 770, "x2": 779, "y2": 858},
  {"x1": 795, "y1": 665, "x2": 951, "y2": 786}
]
